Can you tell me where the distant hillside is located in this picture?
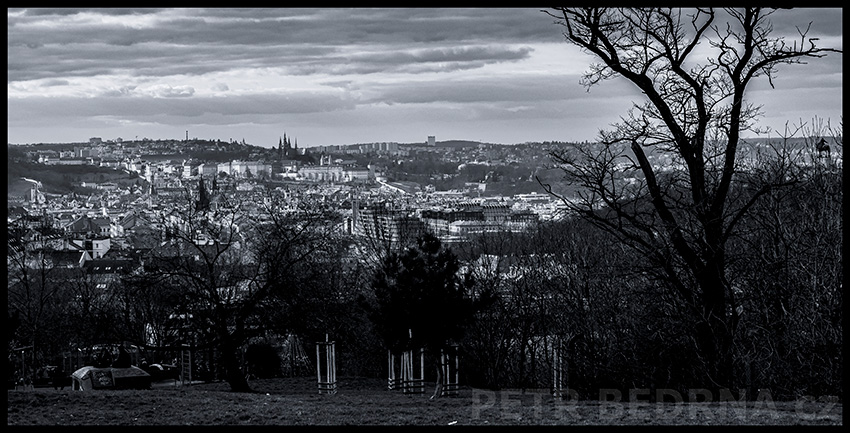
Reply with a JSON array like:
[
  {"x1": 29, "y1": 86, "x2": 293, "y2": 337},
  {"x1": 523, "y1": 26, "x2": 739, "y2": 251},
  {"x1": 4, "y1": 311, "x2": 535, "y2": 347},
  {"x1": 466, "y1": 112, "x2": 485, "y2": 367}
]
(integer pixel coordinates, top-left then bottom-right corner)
[
  {"x1": 7, "y1": 150, "x2": 144, "y2": 197},
  {"x1": 397, "y1": 140, "x2": 492, "y2": 149},
  {"x1": 435, "y1": 140, "x2": 486, "y2": 149}
]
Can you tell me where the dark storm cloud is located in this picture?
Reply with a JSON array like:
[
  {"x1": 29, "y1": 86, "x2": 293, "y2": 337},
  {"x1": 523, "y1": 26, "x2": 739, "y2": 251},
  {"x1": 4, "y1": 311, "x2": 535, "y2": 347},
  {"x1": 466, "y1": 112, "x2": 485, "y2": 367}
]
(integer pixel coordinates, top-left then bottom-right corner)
[
  {"x1": 291, "y1": 45, "x2": 534, "y2": 76},
  {"x1": 763, "y1": 8, "x2": 843, "y2": 37},
  {"x1": 360, "y1": 75, "x2": 580, "y2": 105},
  {"x1": 8, "y1": 91, "x2": 358, "y2": 124},
  {"x1": 40, "y1": 79, "x2": 70, "y2": 87},
  {"x1": 14, "y1": 7, "x2": 834, "y2": 85},
  {"x1": 7, "y1": 41, "x2": 338, "y2": 82},
  {"x1": 13, "y1": 8, "x2": 165, "y2": 16},
  {"x1": 8, "y1": 41, "x2": 533, "y2": 82},
  {"x1": 7, "y1": 8, "x2": 555, "y2": 47},
  {"x1": 7, "y1": 8, "x2": 555, "y2": 82}
]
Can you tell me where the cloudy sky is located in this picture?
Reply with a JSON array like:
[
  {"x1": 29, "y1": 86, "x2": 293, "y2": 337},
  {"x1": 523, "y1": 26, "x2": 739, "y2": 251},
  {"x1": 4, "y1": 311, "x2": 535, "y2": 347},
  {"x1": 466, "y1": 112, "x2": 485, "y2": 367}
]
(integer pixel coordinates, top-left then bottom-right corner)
[{"x1": 7, "y1": 8, "x2": 843, "y2": 148}]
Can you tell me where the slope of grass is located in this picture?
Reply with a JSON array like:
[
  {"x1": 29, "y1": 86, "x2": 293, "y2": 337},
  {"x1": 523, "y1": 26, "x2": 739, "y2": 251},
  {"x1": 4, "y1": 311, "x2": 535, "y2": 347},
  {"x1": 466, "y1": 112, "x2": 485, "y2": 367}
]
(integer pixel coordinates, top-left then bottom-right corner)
[
  {"x1": 7, "y1": 159, "x2": 143, "y2": 196},
  {"x1": 6, "y1": 376, "x2": 842, "y2": 426}
]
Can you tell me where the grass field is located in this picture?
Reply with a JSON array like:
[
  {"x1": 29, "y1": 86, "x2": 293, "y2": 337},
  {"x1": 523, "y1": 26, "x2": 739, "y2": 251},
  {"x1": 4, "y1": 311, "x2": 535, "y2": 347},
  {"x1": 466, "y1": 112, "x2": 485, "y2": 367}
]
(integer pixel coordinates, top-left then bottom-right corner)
[
  {"x1": 6, "y1": 376, "x2": 842, "y2": 426},
  {"x1": 7, "y1": 160, "x2": 142, "y2": 197}
]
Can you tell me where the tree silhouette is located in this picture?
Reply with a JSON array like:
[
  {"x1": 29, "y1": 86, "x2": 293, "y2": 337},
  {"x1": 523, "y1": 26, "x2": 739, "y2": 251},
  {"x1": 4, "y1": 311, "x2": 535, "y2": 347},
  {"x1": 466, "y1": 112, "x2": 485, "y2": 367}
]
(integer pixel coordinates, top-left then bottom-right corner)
[
  {"x1": 141, "y1": 188, "x2": 341, "y2": 392},
  {"x1": 365, "y1": 232, "x2": 486, "y2": 398},
  {"x1": 540, "y1": 7, "x2": 841, "y2": 391}
]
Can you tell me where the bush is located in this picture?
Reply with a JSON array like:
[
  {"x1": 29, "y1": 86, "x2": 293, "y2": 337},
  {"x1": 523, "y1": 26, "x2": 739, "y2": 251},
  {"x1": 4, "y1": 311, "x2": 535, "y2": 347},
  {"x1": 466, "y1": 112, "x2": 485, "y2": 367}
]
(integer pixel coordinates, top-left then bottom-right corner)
[{"x1": 245, "y1": 344, "x2": 283, "y2": 379}]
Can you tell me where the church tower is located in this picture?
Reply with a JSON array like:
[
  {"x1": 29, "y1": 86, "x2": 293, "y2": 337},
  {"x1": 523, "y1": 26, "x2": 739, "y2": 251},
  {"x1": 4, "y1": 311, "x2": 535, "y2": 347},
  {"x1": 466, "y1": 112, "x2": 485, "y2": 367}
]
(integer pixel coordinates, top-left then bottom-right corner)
[
  {"x1": 283, "y1": 134, "x2": 292, "y2": 157},
  {"x1": 196, "y1": 176, "x2": 210, "y2": 212}
]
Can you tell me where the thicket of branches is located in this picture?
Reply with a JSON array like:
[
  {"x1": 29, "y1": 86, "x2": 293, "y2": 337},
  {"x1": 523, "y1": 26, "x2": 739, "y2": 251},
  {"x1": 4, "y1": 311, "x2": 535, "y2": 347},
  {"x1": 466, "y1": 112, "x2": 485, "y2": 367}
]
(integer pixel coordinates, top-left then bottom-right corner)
[
  {"x1": 457, "y1": 173, "x2": 840, "y2": 399},
  {"x1": 534, "y1": 7, "x2": 841, "y2": 397}
]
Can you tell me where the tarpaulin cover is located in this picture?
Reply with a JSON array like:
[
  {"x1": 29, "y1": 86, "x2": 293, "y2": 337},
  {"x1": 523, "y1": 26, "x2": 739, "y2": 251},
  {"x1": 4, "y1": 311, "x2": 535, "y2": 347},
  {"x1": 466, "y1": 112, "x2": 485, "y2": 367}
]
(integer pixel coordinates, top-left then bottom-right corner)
[{"x1": 71, "y1": 366, "x2": 151, "y2": 391}]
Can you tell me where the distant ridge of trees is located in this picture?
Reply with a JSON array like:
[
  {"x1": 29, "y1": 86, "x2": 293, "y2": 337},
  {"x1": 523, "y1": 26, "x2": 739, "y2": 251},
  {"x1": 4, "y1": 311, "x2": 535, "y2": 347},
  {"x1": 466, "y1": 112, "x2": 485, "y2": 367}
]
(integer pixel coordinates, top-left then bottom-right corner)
[
  {"x1": 11, "y1": 134, "x2": 839, "y2": 153},
  {"x1": 9, "y1": 137, "x2": 591, "y2": 153}
]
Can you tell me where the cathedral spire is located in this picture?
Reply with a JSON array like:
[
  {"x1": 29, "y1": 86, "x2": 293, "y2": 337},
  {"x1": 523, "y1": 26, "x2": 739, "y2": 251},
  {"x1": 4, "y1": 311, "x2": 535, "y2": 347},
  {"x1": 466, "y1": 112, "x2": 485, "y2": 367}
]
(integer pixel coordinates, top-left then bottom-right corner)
[
  {"x1": 283, "y1": 132, "x2": 292, "y2": 157},
  {"x1": 196, "y1": 175, "x2": 210, "y2": 212}
]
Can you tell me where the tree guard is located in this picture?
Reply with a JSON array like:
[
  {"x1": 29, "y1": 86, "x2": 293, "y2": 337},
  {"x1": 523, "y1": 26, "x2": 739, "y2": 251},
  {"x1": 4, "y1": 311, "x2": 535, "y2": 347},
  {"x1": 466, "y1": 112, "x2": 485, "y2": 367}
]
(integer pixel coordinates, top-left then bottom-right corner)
[
  {"x1": 387, "y1": 350, "x2": 401, "y2": 390},
  {"x1": 401, "y1": 348, "x2": 425, "y2": 395},
  {"x1": 316, "y1": 335, "x2": 337, "y2": 395},
  {"x1": 179, "y1": 344, "x2": 192, "y2": 386},
  {"x1": 440, "y1": 345, "x2": 460, "y2": 397},
  {"x1": 552, "y1": 342, "x2": 565, "y2": 399}
]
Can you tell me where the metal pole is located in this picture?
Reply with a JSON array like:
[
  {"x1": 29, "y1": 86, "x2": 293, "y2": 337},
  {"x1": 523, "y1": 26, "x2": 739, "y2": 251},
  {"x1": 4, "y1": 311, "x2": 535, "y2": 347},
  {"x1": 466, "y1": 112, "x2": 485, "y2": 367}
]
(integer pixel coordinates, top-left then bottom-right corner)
[
  {"x1": 401, "y1": 351, "x2": 407, "y2": 393},
  {"x1": 330, "y1": 342, "x2": 336, "y2": 393},
  {"x1": 553, "y1": 341, "x2": 562, "y2": 398},
  {"x1": 553, "y1": 343, "x2": 558, "y2": 397},
  {"x1": 419, "y1": 348, "x2": 424, "y2": 394},
  {"x1": 315, "y1": 343, "x2": 322, "y2": 391},
  {"x1": 388, "y1": 350, "x2": 393, "y2": 390},
  {"x1": 454, "y1": 346, "x2": 459, "y2": 394},
  {"x1": 441, "y1": 350, "x2": 446, "y2": 390},
  {"x1": 403, "y1": 350, "x2": 410, "y2": 394},
  {"x1": 326, "y1": 344, "x2": 330, "y2": 391},
  {"x1": 21, "y1": 349, "x2": 26, "y2": 390}
]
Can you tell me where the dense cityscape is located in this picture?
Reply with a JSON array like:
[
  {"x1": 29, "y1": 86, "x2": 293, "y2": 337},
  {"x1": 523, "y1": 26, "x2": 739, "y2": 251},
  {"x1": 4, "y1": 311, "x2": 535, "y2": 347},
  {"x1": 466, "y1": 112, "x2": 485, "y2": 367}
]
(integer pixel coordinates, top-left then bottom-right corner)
[
  {"x1": 8, "y1": 135, "x2": 576, "y2": 259},
  {"x1": 8, "y1": 133, "x2": 838, "y2": 256}
]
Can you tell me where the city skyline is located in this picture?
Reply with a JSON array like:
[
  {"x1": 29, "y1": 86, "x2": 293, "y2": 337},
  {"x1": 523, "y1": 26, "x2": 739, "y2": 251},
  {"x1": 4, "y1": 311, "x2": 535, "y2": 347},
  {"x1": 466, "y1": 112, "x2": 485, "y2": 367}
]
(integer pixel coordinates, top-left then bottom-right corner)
[{"x1": 7, "y1": 8, "x2": 843, "y2": 147}]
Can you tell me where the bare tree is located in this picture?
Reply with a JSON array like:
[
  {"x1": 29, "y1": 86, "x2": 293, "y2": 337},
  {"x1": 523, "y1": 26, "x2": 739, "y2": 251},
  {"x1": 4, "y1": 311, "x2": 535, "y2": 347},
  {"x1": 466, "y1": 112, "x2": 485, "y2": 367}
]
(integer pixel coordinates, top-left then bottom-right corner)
[
  {"x1": 540, "y1": 7, "x2": 841, "y2": 390},
  {"x1": 729, "y1": 118, "x2": 842, "y2": 398},
  {"x1": 7, "y1": 222, "x2": 80, "y2": 371},
  {"x1": 142, "y1": 184, "x2": 341, "y2": 392}
]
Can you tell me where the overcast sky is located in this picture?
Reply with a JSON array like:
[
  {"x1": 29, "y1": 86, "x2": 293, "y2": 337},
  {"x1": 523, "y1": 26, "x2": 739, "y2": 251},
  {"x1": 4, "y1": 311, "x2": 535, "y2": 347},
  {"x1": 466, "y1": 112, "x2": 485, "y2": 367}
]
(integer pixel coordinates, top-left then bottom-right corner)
[{"x1": 7, "y1": 8, "x2": 843, "y2": 148}]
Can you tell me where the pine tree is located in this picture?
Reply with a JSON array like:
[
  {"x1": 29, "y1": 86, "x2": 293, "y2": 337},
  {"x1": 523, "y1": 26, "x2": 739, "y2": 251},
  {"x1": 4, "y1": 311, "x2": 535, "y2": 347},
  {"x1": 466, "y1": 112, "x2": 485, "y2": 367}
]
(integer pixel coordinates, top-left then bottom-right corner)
[{"x1": 365, "y1": 233, "x2": 490, "y2": 398}]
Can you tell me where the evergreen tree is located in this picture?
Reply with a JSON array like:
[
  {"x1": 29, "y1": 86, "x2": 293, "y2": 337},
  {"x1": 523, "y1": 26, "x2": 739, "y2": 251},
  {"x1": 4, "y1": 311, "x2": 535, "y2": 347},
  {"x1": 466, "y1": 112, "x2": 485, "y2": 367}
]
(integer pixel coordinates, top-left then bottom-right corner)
[{"x1": 365, "y1": 233, "x2": 490, "y2": 398}]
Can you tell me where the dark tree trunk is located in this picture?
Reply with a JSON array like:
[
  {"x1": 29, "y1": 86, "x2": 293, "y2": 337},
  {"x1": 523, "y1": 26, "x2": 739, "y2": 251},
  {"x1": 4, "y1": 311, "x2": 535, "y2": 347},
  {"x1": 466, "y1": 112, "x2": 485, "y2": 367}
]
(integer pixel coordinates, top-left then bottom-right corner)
[
  {"x1": 694, "y1": 258, "x2": 734, "y2": 393},
  {"x1": 221, "y1": 339, "x2": 251, "y2": 392}
]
